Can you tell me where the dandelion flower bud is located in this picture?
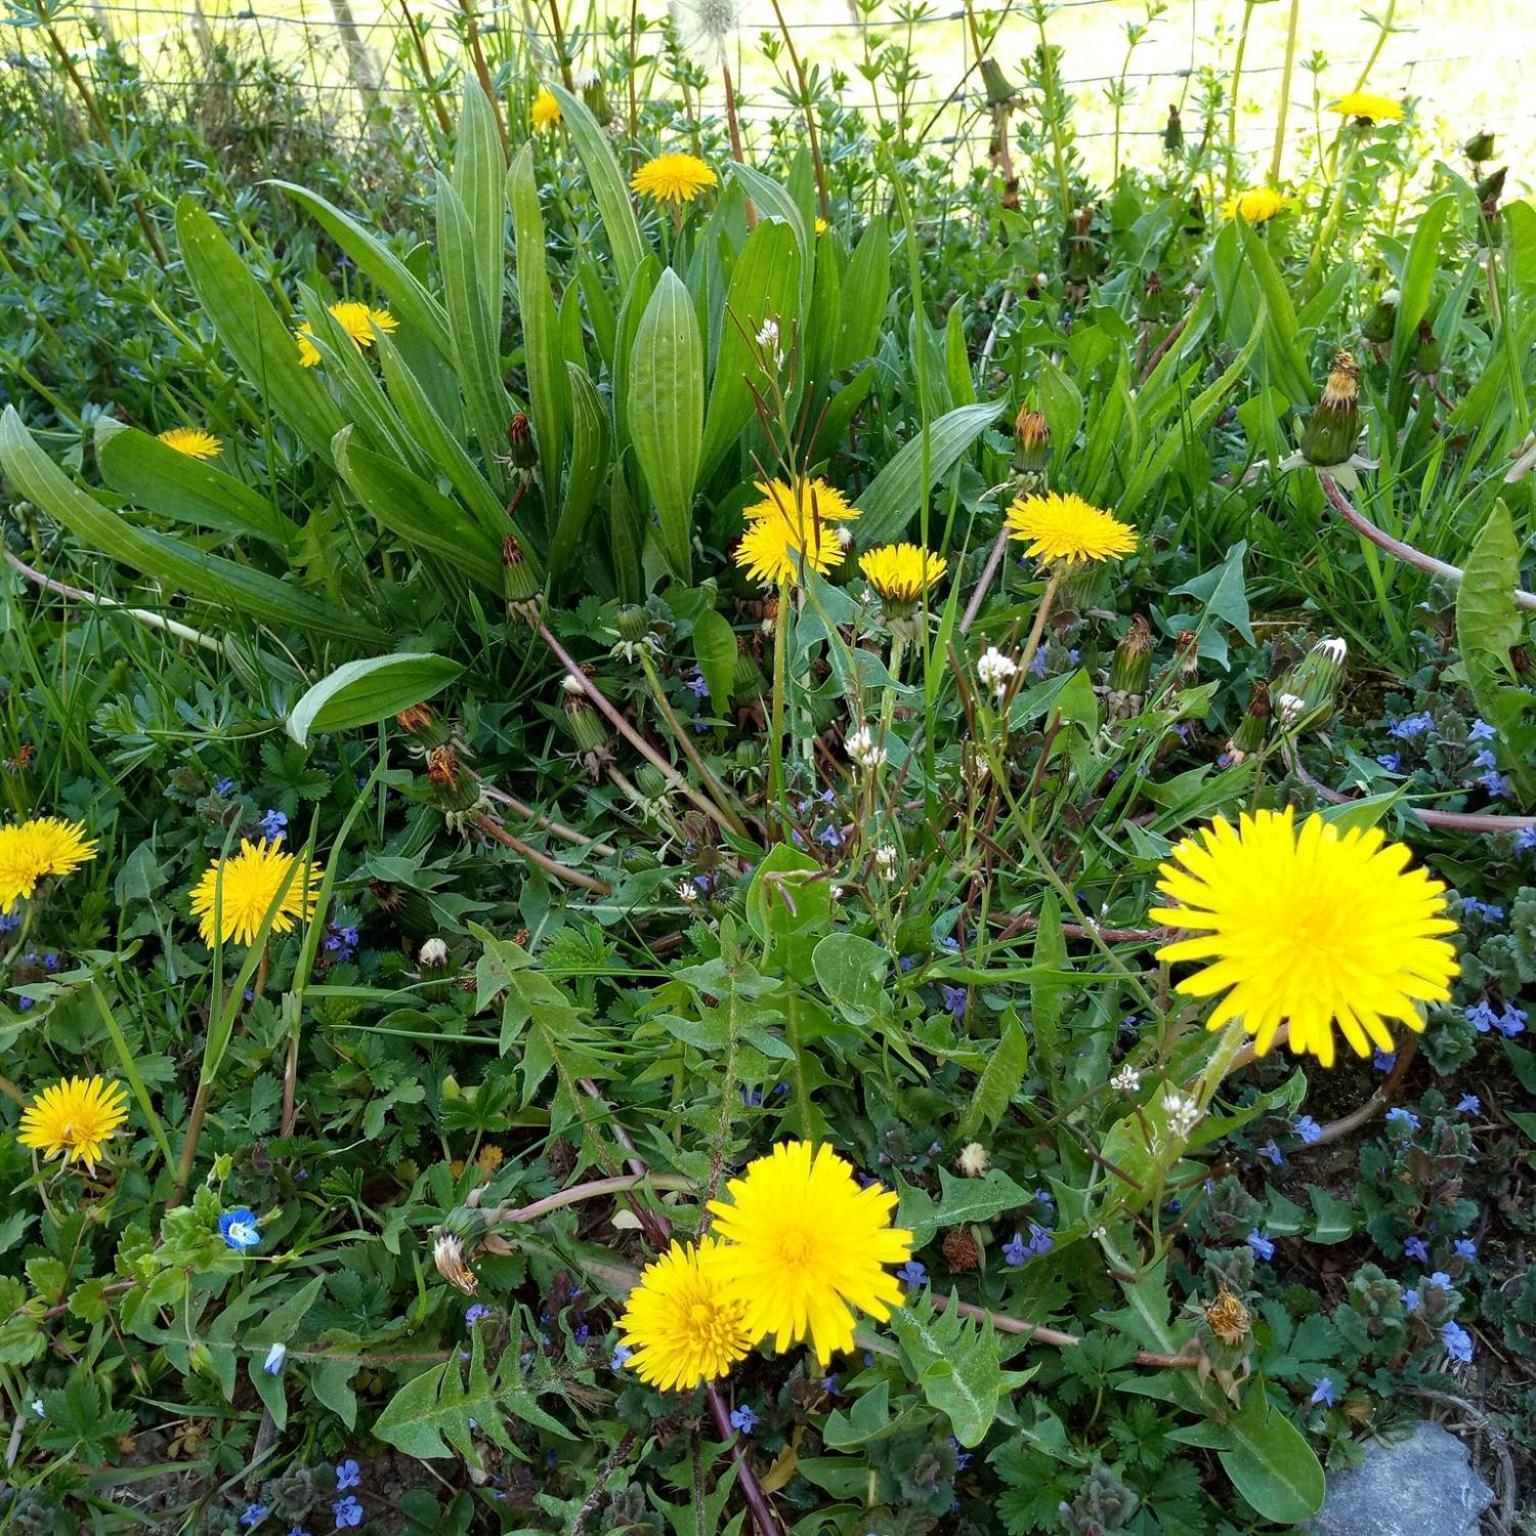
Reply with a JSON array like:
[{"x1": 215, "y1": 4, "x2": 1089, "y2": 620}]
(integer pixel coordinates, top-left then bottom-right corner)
[
  {"x1": 1163, "y1": 104, "x2": 1184, "y2": 154},
  {"x1": 1300, "y1": 350, "x2": 1362, "y2": 467},
  {"x1": 1464, "y1": 130, "x2": 1496, "y2": 164},
  {"x1": 1107, "y1": 614, "x2": 1154, "y2": 719},
  {"x1": 1224, "y1": 680, "x2": 1272, "y2": 765},
  {"x1": 1272, "y1": 637, "x2": 1347, "y2": 731},
  {"x1": 419, "y1": 936, "x2": 449, "y2": 967},
  {"x1": 1013, "y1": 406, "x2": 1050, "y2": 474}
]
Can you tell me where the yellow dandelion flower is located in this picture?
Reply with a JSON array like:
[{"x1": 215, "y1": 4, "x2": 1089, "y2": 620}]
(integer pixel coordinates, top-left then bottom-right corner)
[
  {"x1": 706, "y1": 1141, "x2": 913, "y2": 1362},
  {"x1": 630, "y1": 152, "x2": 718, "y2": 205},
  {"x1": 815, "y1": 217, "x2": 829, "y2": 235},
  {"x1": 531, "y1": 85, "x2": 562, "y2": 131},
  {"x1": 156, "y1": 427, "x2": 223, "y2": 459},
  {"x1": 859, "y1": 543, "x2": 948, "y2": 610},
  {"x1": 617, "y1": 1238, "x2": 753, "y2": 1390},
  {"x1": 1223, "y1": 187, "x2": 1288, "y2": 224},
  {"x1": 1331, "y1": 90, "x2": 1403, "y2": 125},
  {"x1": 189, "y1": 838, "x2": 321, "y2": 947},
  {"x1": 1151, "y1": 807, "x2": 1460, "y2": 1067},
  {"x1": 18, "y1": 1076, "x2": 129, "y2": 1171},
  {"x1": 744, "y1": 477, "x2": 857, "y2": 524},
  {"x1": 294, "y1": 301, "x2": 397, "y2": 367},
  {"x1": 0, "y1": 816, "x2": 99, "y2": 915},
  {"x1": 734, "y1": 488, "x2": 851, "y2": 587},
  {"x1": 1004, "y1": 491, "x2": 1136, "y2": 569}
]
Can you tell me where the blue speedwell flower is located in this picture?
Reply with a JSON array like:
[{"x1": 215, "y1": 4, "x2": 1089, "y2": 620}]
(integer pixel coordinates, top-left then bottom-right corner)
[
  {"x1": 1294, "y1": 1115, "x2": 1323, "y2": 1145},
  {"x1": 220, "y1": 1208, "x2": 261, "y2": 1251},
  {"x1": 335, "y1": 1459, "x2": 361, "y2": 1491},
  {"x1": 1440, "y1": 1321, "x2": 1474, "y2": 1363},
  {"x1": 1309, "y1": 1377, "x2": 1337, "y2": 1406},
  {"x1": 1247, "y1": 1229, "x2": 1275, "y2": 1261},
  {"x1": 332, "y1": 1496, "x2": 364, "y2": 1529}
]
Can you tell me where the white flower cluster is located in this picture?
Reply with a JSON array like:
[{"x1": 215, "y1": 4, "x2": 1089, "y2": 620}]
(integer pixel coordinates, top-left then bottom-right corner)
[{"x1": 977, "y1": 647, "x2": 1018, "y2": 696}]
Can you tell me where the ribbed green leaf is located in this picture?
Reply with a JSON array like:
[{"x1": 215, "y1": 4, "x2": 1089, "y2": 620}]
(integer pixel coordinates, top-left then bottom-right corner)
[
  {"x1": 692, "y1": 608, "x2": 736, "y2": 710},
  {"x1": 454, "y1": 80, "x2": 507, "y2": 325},
  {"x1": 853, "y1": 400, "x2": 1004, "y2": 546},
  {"x1": 0, "y1": 407, "x2": 382, "y2": 645},
  {"x1": 268, "y1": 180, "x2": 451, "y2": 356},
  {"x1": 508, "y1": 144, "x2": 569, "y2": 504},
  {"x1": 833, "y1": 215, "x2": 890, "y2": 369},
  {"x1": 548, "y1": 84, "x2": 645, "y2": 290},
  {"x1": 699, "y1": 220, "x2": 800, "y2": 480},
  {"x1": 729, "y1": 164, "x2": 812, "y2": 315},
  {"x1": 613, "y1": 257, "x2": 660, "y2": 457},
  {"x1": 548, "y1": 363, "x2": 609, "y2": 581},
  {"x1": 629, "y1": 269, "x2": 703, "y2": 578},
  {"x1": 332, "y1": 426, "x2": 505, "y2": 591},
  {"x1": 1390, "y1": 193, "x2": 1455, "y2": 382},
  {"x1": 436, "y1": 173, "x2": 513, "y2": 492},
  {"x1": 287, "y1": 652, "x2": 464, "y2": 745},
  {"x1": 175, "y1": 197, "x2": 345, "y2": 458},
  {"x1": 94, "y1": 418, "x2": 292, "y2": 547}
]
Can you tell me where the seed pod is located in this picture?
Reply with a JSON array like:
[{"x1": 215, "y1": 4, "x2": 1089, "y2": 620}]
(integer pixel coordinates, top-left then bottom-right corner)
[
  {"x1": 943, "y1": 1226, "x2": 981, "y2": 1273},
  {"x1": 979, "y1": 57, "x2": 1018, "y2": 106},
  {"x1": 1413, "y1": 318, "x2": 1441, "y2": 376},
  {"x1": 1300, "y1": 350, "x2": 1361, "y2": 467},
  {"x1": 1464, "y1": 130, "x2": 1496, "y2": 164}
]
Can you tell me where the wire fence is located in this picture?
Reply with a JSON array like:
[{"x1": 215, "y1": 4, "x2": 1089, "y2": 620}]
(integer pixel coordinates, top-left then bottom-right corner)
[{"x1": 4, "y1": 0, "x2": 1533, "y2": 177}]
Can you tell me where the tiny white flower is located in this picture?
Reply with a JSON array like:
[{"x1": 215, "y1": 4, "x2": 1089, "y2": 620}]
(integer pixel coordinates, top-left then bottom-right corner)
[
  {"x1": 677, "y1": 879, "x2": 699, "y2": 904},
  {"x1": 829, "y1": 885, "x2": 844, "y2": 901},
  {"x1": 1164, "y1": 1089, "x2": 1202, "y2": 1139},
  {"x1": 29, "y1": 1398, "x2": 44, "y2": 1418},
  {"x1": 1090, "y1": 1224, "x2": 1108, "y2": 1240},
  {"x1": 263, "y1": 1342, "x2": 287, "y2": 1376},
  {"x1": 846, "y1": 725, "x2": 885, "y2": 771},
  {"x1": 418, "y1": 936, "x2": 449, "y2": 967},
  {"x1": 561, "y1": 673, "x2": 585, "y2": 693},
  {"x1": 1111, "y1": 1064, "x2": 1142, "y2": 1094},
  {"x1": 875, "y1": 844, "x2": 898, "y2": 872},
  {"x1": 977, "y1": 646, "x2": 1018, "y2": 696},
  {"x1": 755, "y1": 316, "x2": 780, "y2": 352},
  {"x1": 956, "y1": 1142, "x2": 991, "y2": 1177}
]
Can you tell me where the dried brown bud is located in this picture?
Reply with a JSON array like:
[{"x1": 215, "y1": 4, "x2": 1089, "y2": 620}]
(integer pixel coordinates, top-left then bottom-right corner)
[
  {"x1": 1205, "y1": 1287, "x2": 1251, "y2": 1346},
  {"x1": 396, "y1": 703, "x2": 437, "y2": 737},
  {"x1": 507, "y1": 412, "x2": 537, "y2": 470},
  {"x1": 433, "y1": 1232, "x2": 478, "y2": 1295},
  {"x1": 427, "y1": 745, "x2": 460, "y2": 791},
  {"x1": 943, "y1": 1226, "x2": 981, "y2": 1273}
]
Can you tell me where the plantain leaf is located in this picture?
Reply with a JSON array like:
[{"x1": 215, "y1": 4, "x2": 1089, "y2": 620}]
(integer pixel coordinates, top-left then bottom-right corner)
[
  {"x1": 287, "y1": 652, "x2": 464, "y2": 745},
  {"x1": 175, "y1": 197, "x2": 345, "y2": 459},
  {"x1": 729, "y1": 164, "x2": 812, "y2": 315},
  {"x1": 1216, "y1": 1387, "x2": 1326, "y2": 1524},
  {"x1": 0, "y1": 407, "x2": 382, "y2": 645},
  {"x1": 94, "y1": 418, "x2": 292, "y2": 547},
  {"x1": 453, "y1": 79, "x2": 507, "y2": 326},
  {"x1": 268, "y1": 180, "x2": 451, "y2": 356},
  {"x1": 629, "y1": 268, "x2": 703, "y2": 579},
  {"x1": 854, "y1": 400, "x2": 1004, "y2": 546},
  {"x1": 548, "y1": 83, "x2": 645, "y2": 289},
  {"x1": 547, "y1": 363, "x2": 609, "y2": 582},
  {"x1": 833, "y1": 215, "x2": 890, "y2": 369},
  {"x1": 692, "y1": 608, "x2": 737, "y2": 711}
]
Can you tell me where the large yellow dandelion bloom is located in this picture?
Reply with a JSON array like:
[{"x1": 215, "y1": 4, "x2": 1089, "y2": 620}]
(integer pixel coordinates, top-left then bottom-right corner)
[
  {"x1": 1223, "y1": 187, "x2": 1288, "y2": 224},
  {"x1": 630, "y1": 152, "x2": 718, "y2": 204},
  {"x1": 1004, "y1": 491, "x2": 1136, "y2": 569},
  {"x1": 1151, "y1": 807, "x2": 1459, "y2": 1066},
  {"x1": 0, "y1": 817, "x2": 99, "y2": 915},
  {"x1": 859, "y1": 543, "x2": 948, "y2": 608},
  {"x1": 617, "y1": 1238, "x2": 753, "y2": 1390},
  {"x1": 531, "y1": 85, "x2": 562, "y2": 131},
  {"x1": 706, "y1": 1141, "x2": 913, "y2": 1362},
  {"x1": 744, "y1": 477, "x2": 856, "y2": 524},
  {"x1": 156, "y1": 427, "x2": 223, "y2": 459},
  {"x1": 295, "y1": 301, "x2": 398, "y2": 367},
  {"x1": 734, "y1": 478, "x2": 855, "y2": 587},
  {"x1": 190, "y1": 838, "x2": 321, "y2": 947},
  {"x1": 18, "y1": 1076, "x2": 129, "y2": 1171},
  {"x1": 1331, "y1": 91, "x2": 1403, "y2": 125}
]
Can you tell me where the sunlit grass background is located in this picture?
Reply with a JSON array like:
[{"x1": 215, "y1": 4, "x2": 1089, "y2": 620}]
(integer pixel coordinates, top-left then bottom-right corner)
[{"x1": 12, "y1": 0, "x2": 1535, "y2": 179}]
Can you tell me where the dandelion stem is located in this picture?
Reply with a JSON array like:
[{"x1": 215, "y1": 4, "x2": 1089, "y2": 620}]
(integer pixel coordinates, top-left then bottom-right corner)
[
  {"x1": 1014, "y1": 567, "x2": 1063, "y2": 681},
  {"x1": 706, "y1": 1381, "x2": 789, "y2": 1536}
]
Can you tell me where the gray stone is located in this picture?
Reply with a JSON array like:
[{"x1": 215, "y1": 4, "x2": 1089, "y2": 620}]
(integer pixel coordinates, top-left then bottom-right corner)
[{"x1": 1309, "y1": 1421, "x2": 1494, "y2": 1536}]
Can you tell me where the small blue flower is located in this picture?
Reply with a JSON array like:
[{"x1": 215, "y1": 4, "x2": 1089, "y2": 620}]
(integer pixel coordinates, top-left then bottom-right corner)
[
  {"x1": 240, "y1": 1507, "x2": 268, "y2": 1529},
  {"x1": 1495, "y1": 1002, "x2": 1527, "y2": 1038},
  {"x1": 263, "y1": 1343, "x2": 287, "y2": 1375},
  {"x1": 898, "y1": 955, "x2": 917, "y2": 973},
  {"x1": 1469, "y1": 719, "x2": 1496, "y2": 742},
  {"x1": 611, "y1": 1343, "x2": 634, "y2": 1371},
  {"x1": 1247, "y1": 1229, "x2": 1275, "y2": 1261},
  {"x1": 1471, "y1": 748, "x2": 1499, "y2": 771},
  {"x1": 1385, "y1": 1107, "x2": 1420, "y2": 1133},
  {"x1": 214, "y1": 776, "x2": 237, "y2": 797},
  {"x1": 820, "y1": 1374, "x2": 838, "y2": 1393},
  {"x1": 335, "y1": 1459, "x2": 361, "y2": 1491},
  {"x1": 1372, "y1": 1050, "x2": 1396, "y2": 1072},
  {"x1": 1440, "y1": 1321, "x2": 1474, "y2": 1363},
  {"x1": 1516, "y1": 827, "x2": 1536, "y2": 853},
  {"x1": 939, "y1": 984, "x2": 967, "y2": 1021},
  {"x1": 1403, "y1": 1288, "x2": 1422, "y2": 1313},
  {"x1": 258, "y1": 808, "x2": 288, "y2": 842},
  {"x1": 1466, "y1": 1000, "x2": 1499, "y2": 1033},
  {"x1": 729, "y1": 1404, "x2": 759, "y2": 1434},
  {"x1": 1454, "y1": 1239, "x2": 1477, "y2": 1261},
  {"x1": 465, "y1": 1304, "x2": 490, "y2": 1326},
  {"x1": 1456, "y1": 1094, "x2": 1481, "y2": 1115},
  {"x1": 0, "y1": 913, "x2": 19, "y2": 933},
  {"x1": 1375, "y1": 752, "x2": 1402, "y2": 772},
  {"x1": 1479, "y1": 770, "x2": 1511, "y2": 799},
  {"x1": 219, "y1": 1208, "x2": 261, "y2": 1252},
  {"x1": 1294, "y1": 1114, "x2": 1322, "y2": 1145},
  {"x1": 1002, "y1": 1232, "x2": 1029, "y2": 1267},
  {"x1": 1258, "y1": 1139, "x2": 1283, "y2": 1166},
  {"x1": 1389, "y1": 712, "x2": 1433, "y2": 740},
  {"x1": 1309, "y1": 1377, "x2": 1337, "y2": 1407},
  {"x1": 949, "y1": 1434, "x2": 973, "y2": 1469},
  {"x1": 1404, "y1": 1235, "x2": 1430, "y2": 1262},
  {"x1": 1026, "y1": 1221, "x2": 1054, "y2": 1257},
  {"x1": 684, "y1": 668, "x2": 709, "y2": 699},
  {"x1": 897, "y1": 1259, "x2": 928, "y2": 1289},
  {"x1": 42, "y1": 953, "x2": 58, "y2": 972},
  {"x1": 1428, "y1": 1271, "x2": 1454, "y2": 1292},
  {"x1": 332, "y1": 1494, "x2": 364, "y2": 1529}
]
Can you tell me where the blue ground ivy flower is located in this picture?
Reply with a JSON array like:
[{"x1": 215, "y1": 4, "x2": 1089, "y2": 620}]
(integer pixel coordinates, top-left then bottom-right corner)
[
  {"x1": 1454, "y1": 1239, "x2": 1477, "y2": 1261},
  {"x1": 1404, "y1": 1287, "x2": 1422, "y2": 1312},
  {"x1": 0, "y1": 913, "x2": 19, "y2": 933},
  {"x1": 1247, "y1": 1229, "x2": 1275, "y2": 1261},
  {"x1": 1309, "y1": 1377, "x2": 1337, "y2": 1406},
  {"x1": 336, "y1": 1459, "x2": 361, "y2": 1490},
  {"x1": 1002, "y1": 1232, "x2": 1029, "y2": 1266},
  {"x1": 1372, "y1": 1050, "x2": 1396, "y2": 1072},
  {"x1": 1516, "y1": 827, "x2": 1536, "y2": 853},
  {"x1": 1469, "y1": 719, "x2": 1496, "y2": 742},
  {"x1": 1388, "y1": 712, "x2": 1433, "y2": 739},
  {"x1": 1456, "y1": 1094, "x2": 1481, "y2": 1115},
  {"x1": 214, "y1": 777, "x2": 237, "y2": 797},
  {"x1": 1404, "y1": 1235, "x2": 1430, "y2": 1262},
  {"x1": 684, "y1": 669, "x2": 709, "y2": 698},
  {"x1": 1428, "y1": 1271, "x2": 1454, "y2": 1292},
  {"x1": 465, "y1": 1304, "x2": 490, "y2": 1325},
  {"x1": 1478, "y1": 770, "x2": 1511, "y2": 798},
  {"x1": 240, "y1": 1507, "x2": 268, "y2": 1528},
  {"x1": 263, "y1": 1343, "x2": 286, "y2": 1375},
  {"x1": 1385, "y1": 1108, "x2": 1420, "y2": 1132},
  {"x1": 610, "y1": 1342, "x2": 633, "y2": 1371},
  {"x1": 897, "y1": 1259, "x2": 928, "y2": 1289},
  {"x1": 1440, "y1": 1321, "x2": 1474, "y2": 1362},
  {"x1": 939, "y1": 984, "x2": 967, "y2": 1020},
  {"x1": 258, "y1": 808, "x2": 288, "y2": 841},
  {"x1": 333, "y1": 1495, "x2": 364, "y2": 1529},
  {"x1": 1375, "y1": 752, "x2": 1402, "y2": 772},
  {"x1": 1471, "y1": 748, "x2": 1498, "y2": 771},
  {"x1": 729, "y1": 1405, "x2": 759, "y2": 1434},
  {"x1": 1294, "y1": 1115, "x2": 1322, "y2": 1144},
  {"x1": 1460, "y1": 896, "x2": 1503, "y2": 922},
  {"x1": 219, "y1": 1208, "x2": 261, "y2": 1251},
  {"x1": 1258, "y1": 1139, "x2": 1283, "y2": 1165}
]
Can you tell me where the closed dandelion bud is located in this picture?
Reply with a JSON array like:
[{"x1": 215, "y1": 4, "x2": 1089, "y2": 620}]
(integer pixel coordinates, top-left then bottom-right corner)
[
  {"x1": 635, "y1": 763, "x2": 668, "y2": 799},
  {"x1": 1013, "y1": 406, "x2": 1050, "y2": 474},
  {"x1": 1413, "y1": 318, "x2": 1441, "y2": 376},
  {"x1": 564, "y1": 695, "x2": 609, "y2": 757},
  {"x1": 501, "y1": 534, "x2": 541, "y2": 620},
  {"x1": 395, "y1": 702, "x2": 438, "y2": 739},
  {"x1": 506, "y1": 412, "x2": 538, "y2": 471},
  {"x1": 1273, "y1": 637, "x2": 1346, "y2": 729},
  {"x1": 616, "y1": 603, "x2": 650, "y2": 643},
  {"x1": 1226, "y1": 680, "x2": 1271, "y2": 763},
  {"x1": 1163, "y1": 103, "x2": 1184, "y2": 154},
  {"x1": 370, "y1": 877, "x2": 435, "y2": 937},
  {"x1": 942, "y1": 1226, "x2": 981, "y2": 1273},
  {"x1": 979, "y1": 57, "x2": 1018, "y2": 106},
  {"x1": 621, "y1": 846, "x2": 662, "y2": 872},
  {"x1": 1107, "y1": 614, "x2": 1153, "y2": 718},
  {"x1": 1361, "y1": 289, "x2": 1398, "y2": 344},
  {"x1": 733, "y1": 739, "x2": 763, "y2": 770},
  {"x1": 1464, "y1": 130, "x2": 1495, "y2": 164},
  {"x1": 427, "y1": 744, "x2": 481, "y2": 823},
  {"x1": 187, "y1": 1341, "x2": 215, "y2": 1380},
  {"x1": 1158, "y1": 629, "x2": 1200, "y2": 695},
  {"x1": 581, "y1": 72, "x2": 613, "y2": 125},
  {"x1": 1300, "y1": 350, "x2": 1361, "y2": 467}
]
